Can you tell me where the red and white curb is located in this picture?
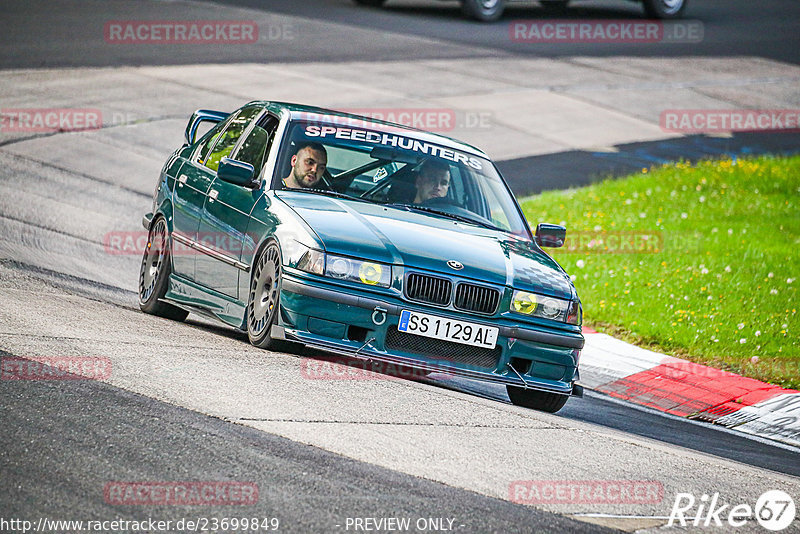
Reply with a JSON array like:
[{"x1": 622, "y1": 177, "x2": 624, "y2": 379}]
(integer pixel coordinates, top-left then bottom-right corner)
[{"x1": 579, "y1": 327, "x2": 800, "y2": 448}]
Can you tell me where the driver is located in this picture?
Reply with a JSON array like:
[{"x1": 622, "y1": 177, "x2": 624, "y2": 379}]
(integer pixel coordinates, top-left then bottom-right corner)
[
  {"x1": 413, "y1": 159, "x2": 450, "y2": 203},
  {"x1": 283, "y1": 142, "x2": 327, "y2": 189}
]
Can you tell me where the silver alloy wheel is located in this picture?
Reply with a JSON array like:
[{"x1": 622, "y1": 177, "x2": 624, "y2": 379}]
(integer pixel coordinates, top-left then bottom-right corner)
[
  {"x1": 659, "y1": 0, "x2": 684, "y2": 14},
  {"x1": 139, "y1": 218, "x2": 166, "y2": 303},
  {"x1": 461, "y1": 0, "x2": 505, "y2": 21},
  {"x1": 643, "y1": 0, "x2": 686, "y2": 18},
  {"x1": 248, "y1": 244, "x2": 280, "y2": 336}
]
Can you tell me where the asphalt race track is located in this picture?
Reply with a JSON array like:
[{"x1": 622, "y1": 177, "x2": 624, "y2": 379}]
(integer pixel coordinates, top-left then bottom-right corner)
[{"x1": 1, "y1": 1, "x2": 799, "y2": 533}]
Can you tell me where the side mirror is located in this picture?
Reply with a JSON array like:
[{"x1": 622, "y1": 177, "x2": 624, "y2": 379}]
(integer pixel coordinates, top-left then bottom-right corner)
[
  {"x1": 535, "y1": 223, "x2": 566, "y2": 248},
  {"x1": 184, "y1": 109, "x2": 229, "y2": 145},
  {"x1": 218, "y1": 157, "x2": 255, "y2": 187}
]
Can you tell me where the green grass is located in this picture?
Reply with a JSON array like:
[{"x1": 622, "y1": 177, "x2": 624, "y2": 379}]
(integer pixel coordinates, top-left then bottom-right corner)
[{"x1": 519, "y1": 155, "x2": 800, "y2": 389}]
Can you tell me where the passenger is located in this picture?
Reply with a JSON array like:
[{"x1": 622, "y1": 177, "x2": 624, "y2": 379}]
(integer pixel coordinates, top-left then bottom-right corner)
[
  {"x1": 413, "y1": 159, "x2": 450, "y2": 203},
  {"x1": 283, "y1": 142, "x2": 327, "y2": 189}
]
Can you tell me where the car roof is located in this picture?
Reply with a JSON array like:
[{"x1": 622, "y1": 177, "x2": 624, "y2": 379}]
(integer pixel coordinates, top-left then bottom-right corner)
[{"x1": 248, "y1": 100, "x2": 489, "y2": 159}]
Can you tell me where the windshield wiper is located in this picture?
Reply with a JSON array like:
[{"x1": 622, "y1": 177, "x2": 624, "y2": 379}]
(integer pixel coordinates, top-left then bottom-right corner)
[{"x1": 388, "y1": 203, "x2": 502, "y2": 231}]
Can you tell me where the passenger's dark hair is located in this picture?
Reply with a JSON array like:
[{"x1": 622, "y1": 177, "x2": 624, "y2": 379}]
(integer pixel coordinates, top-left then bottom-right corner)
[
  {"x1": 418, "y1": 158, "x2": 450, "y2": 176},
  {"x1": 295, "y1": 142, "x2": 327, "y2": 157}
]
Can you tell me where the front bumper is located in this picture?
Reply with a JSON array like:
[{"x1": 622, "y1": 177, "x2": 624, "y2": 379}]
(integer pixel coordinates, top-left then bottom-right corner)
[{"x1": 276, "y1": 274, "x2": 584, "y2": 396}]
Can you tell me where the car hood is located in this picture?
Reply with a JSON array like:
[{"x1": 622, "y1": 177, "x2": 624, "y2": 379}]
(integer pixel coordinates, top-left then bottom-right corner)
[{"x1": 277, "y1": 192, "x2": 576, "y2": 300}]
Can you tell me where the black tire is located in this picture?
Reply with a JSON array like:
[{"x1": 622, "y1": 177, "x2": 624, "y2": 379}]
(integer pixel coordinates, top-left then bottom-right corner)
[
  {"x1": 507, "y1": 385, "x2": 569, "y2": 413},
  {"x1": 138, "y1": 217, "x2": 189, "y2": 321},
  {"x1": 540, "y1": 0, "x2": 570, "y2": 12},
  {"x1": 461, "y1": 0, "x2": 505, "y2": 22},
  {"x1": 642, "y1": 0, "x2": 687, "y2": 19},
  {"x1": 247, "y1": 241, "x2": 285, "y2": 350},
  {"x1": 353, "y1": 0, "x2": 387, "y2": 6}
]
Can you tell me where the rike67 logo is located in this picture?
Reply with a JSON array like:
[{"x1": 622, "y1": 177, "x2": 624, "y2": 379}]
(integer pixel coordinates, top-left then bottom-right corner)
[{"x1": 668, "y1": 490, "x2": 796, "y2": 531}]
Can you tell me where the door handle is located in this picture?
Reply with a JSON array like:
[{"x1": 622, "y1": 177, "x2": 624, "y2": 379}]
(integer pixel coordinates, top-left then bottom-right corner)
[{"x1": 178, "y1": 174, "x2": 187, "y2": 187}]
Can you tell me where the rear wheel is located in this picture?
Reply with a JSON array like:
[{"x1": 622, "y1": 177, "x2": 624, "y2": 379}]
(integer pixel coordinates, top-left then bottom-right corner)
[
  {"x1": 247, "y1": 242, "x2": 285, "y2": 350},
  {"x1": 461, "y1": 0, "x2": 505, "y2": 22},
  {"x1": 642, "y1": 0, "x2": 687, "y2": 19},
  {"x1": 507, "y1": 385, "x2": 569, "y2": 413},
  {"x1": 353, "y1": 0, "x2": 387, "y2": 6},
  {"x1": 138, "y1": 217, "x2": 189, "y2": 321}
]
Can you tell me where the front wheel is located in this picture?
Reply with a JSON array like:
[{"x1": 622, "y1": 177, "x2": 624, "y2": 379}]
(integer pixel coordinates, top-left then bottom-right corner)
[
  {"x1": 507, "y1": 385, "x2": 569, "y2": 413},
  {"x1": 461, "y1": 0, "x2": 505, "y2": 22},
  {"x1": 138, "y1": 217, "x2": 189, "y2": 321},
  {"x1": 642, "y1": 0, "x2": 687, "y2": 19},
  {"x1": 247, "y1": 242, "x2": 285, "y2": 350}
]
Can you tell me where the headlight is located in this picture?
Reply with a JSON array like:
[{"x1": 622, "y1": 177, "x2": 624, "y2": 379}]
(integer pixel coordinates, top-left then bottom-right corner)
[
  {"x1": 511, "y1": 290, "x2": 581, "y2": 325},
  {"x1": 284, "y1": 243, "x2": 392, "y2": 288},
  {"x1": 325, "y1": 254, "x2": 391, "y2": 288},
  {"x1": 284, "y1": 240, "x2": 324, "y2": 275}
]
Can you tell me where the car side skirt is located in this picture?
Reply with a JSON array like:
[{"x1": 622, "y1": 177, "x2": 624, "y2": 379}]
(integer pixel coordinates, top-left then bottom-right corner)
[{"x1": 163, "y1": 273, "x2": 247, "y2": 329}]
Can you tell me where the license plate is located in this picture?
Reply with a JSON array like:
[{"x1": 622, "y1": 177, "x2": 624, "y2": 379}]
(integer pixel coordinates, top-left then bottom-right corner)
[{"x1": 397, "y1": 310, "x2": 498, "y2": 349}]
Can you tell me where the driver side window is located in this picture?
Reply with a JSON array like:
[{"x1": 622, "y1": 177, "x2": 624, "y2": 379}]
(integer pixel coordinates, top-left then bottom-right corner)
[{"x1": 231, "y1": 114, "x2": 280, "y2": 181}]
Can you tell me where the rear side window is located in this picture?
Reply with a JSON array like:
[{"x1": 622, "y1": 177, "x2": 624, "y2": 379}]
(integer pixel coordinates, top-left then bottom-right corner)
[
  {"x1": 196, "y1": 120, "x2": 229, "y2": 165},
  {"x1": 202, "y1": 106, "x2": 263, "y2": 172}
]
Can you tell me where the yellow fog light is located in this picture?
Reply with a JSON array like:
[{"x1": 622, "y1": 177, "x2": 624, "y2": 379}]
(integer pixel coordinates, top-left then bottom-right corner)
[
  {"x1": 359, "y1": 262, "x2": 383, "y2": 285},
  {"x1": 512, "y1": 291, "x2": 538, "y2": 315}
]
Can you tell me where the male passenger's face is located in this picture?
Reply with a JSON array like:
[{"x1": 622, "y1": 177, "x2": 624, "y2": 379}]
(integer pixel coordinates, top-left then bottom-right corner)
[
  {"x1": 416, "y1": 169, "x2": 450, "y2": 201},
  {"x1": 290, "y1": 147, "x2": 327, "y2": 188}
]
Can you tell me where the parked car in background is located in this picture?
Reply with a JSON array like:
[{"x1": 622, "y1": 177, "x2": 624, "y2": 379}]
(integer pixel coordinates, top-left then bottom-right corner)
[{"x1": 353, "y1": 0, "x2": 688, "y2": 22}]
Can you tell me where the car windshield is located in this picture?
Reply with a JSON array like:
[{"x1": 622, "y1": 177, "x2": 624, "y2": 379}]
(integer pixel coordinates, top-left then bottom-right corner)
[{"x1": 275, "y1": 119, "x2": 531, "y2": 239}]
